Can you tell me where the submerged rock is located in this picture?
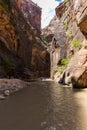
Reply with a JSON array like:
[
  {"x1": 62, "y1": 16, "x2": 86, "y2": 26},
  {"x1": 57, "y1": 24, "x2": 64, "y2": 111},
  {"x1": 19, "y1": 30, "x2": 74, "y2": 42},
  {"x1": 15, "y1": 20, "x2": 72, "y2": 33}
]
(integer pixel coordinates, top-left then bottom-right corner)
[{"x1": 0, "y1": 95, "x2": 6, "y2": 100}]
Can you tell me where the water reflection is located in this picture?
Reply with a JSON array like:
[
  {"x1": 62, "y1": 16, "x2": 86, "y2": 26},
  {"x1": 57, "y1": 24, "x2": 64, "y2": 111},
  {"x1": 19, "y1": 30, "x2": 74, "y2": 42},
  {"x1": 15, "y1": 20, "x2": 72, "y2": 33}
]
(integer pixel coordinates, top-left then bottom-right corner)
[
  {"x1": 0, "y1": 81, "x2": 86, "y2": 130},
  {"x1": 74, "y1": 88, "x2": 87, "y2": 130}
]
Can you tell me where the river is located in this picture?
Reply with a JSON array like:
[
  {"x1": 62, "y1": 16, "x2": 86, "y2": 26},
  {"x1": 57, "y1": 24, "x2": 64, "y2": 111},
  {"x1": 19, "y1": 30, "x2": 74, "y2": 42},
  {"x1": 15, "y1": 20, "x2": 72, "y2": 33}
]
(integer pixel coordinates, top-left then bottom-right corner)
[{"x1": 0, "y1": 81, "x2": 87, "y2": 130}]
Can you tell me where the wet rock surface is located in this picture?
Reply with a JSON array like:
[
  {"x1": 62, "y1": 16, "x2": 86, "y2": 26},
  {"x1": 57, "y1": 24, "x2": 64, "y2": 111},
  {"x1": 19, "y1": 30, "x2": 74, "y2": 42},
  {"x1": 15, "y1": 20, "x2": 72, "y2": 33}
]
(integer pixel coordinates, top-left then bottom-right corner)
[{"x1": 0, "y1": 79, "x2": 30, "y2": 99}]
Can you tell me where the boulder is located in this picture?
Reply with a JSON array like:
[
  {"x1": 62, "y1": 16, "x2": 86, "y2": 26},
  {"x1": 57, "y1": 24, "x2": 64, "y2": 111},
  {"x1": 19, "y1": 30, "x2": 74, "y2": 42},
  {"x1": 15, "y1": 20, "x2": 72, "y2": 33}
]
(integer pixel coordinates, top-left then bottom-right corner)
[
  {"x1": 0, "y1": 79, "x2": 30, "y2": 99},
  {"x1": 4, "y1": 90, "x2": 10, "y2": 96}
]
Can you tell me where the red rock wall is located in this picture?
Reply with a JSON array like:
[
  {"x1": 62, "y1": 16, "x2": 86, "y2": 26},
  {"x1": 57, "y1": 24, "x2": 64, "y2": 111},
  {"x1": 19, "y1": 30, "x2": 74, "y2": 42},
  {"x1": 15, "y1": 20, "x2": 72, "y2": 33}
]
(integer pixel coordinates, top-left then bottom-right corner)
[
  {"x1": 0, "y1": 0, "x2": 50, "y2": 78},
  {"x1": 15, "y1": 0, "x2": 41, "y2": 35},
  {"x1": 55, "y1": 2, "x2": 66, "y2": 18}
]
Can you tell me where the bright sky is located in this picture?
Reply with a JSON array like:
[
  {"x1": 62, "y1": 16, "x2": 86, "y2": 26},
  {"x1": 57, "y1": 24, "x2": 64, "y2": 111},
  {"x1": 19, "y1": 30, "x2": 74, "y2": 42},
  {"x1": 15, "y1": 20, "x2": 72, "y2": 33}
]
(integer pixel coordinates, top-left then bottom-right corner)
[{"x1": 32, "y1": 0, "x2": 63, "y2": 28}]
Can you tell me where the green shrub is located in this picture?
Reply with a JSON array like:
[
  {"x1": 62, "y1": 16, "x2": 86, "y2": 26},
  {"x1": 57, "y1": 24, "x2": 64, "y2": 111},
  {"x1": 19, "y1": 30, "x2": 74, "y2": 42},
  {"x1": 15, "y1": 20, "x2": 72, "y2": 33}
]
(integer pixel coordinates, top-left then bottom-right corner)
[
  {"x1": 0, "y1": 0, "x2": 4, "y2": 6},
  {"x1": 64, "y1": 22, "x2": 68, "y2": 29},
  {"x1": 61, "y1": 58, "x2": 69, "y2": 66},
  {"x1": 66, "y1": 31, "x2": 73, "y2": 37},
  {"x1": 57, "y1": 66, "x2": 66, "y2": 73},
  {"x1": 3, "y1": 57, "x2": 15, "y2": 67},
  {"x1": 42, "y1": 36, "x2": 46, "y2": 42},
  {"x1": 56, "y1": 58, "x2": 69, "y2": 73},
  {"x1": 70, "y1": 39, "x2": 81, "y2": 48},
  {"x1": 64, "y1": 0, "x2": 69, "y2": 3}
]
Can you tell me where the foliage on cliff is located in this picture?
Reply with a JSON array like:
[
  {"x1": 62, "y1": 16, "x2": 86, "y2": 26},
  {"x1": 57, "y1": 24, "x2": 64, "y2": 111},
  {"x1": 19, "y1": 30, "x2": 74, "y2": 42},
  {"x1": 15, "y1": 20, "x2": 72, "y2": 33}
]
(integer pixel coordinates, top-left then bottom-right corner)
[{"x1": 42, "y1": 0, "x2": 86, "y2": 85}]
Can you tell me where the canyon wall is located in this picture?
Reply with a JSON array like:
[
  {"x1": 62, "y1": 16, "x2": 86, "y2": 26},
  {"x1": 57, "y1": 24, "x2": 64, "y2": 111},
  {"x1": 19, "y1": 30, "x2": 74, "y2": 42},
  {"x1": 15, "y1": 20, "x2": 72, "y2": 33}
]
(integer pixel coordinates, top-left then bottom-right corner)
[
  {"x1": 42, "y1": 0, "x2": 87, "y2": 87},
  {"x1": 15, "y1": 0, "x2": 41, "y2": 35},
  {"x1": 0, "y1": 0, "x2": 50, "y2": 79},
  {"x1": 59, "y1": 0, "x2": 87, "y2": 87}
]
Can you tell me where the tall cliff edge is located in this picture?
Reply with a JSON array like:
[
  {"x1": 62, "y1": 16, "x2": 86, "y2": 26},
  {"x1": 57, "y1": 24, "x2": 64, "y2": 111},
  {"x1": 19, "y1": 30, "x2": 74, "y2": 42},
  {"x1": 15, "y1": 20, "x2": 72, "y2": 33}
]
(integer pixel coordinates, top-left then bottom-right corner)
[
  {"x1": 0, "y1": 0, "x2": 50, "y2": 79},
  {"x1": 42, "y1": 0, "x2": 87, "y2": 88}
]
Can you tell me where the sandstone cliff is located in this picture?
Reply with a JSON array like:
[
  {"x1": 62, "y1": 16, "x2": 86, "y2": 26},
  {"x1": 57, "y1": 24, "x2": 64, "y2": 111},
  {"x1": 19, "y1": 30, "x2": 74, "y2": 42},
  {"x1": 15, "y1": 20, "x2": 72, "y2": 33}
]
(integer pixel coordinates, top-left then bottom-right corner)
[
  {"x1": 15, "y1": 0, "x2": 41, "y2": 35},
  {"x1": 0, "y1": 0, "x2": 50, "y2": 79},
  {"x1": 42, "y1": 0, "x2": 87, "y2": 87},
  {"x1": 59, "y1": 0, "x2": 87, "y2": 87},
  {"x1": 42, "y1": 16, "x2": 59, "y2": 44}
]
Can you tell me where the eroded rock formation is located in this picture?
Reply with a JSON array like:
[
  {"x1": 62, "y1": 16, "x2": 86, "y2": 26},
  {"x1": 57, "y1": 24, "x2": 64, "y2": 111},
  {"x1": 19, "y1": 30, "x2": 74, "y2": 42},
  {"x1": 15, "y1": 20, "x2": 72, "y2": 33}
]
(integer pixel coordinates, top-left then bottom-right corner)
[
  {"x1": 55, "y1": 2, "x2": 66, "y2": 18},
  {"x1": 59, "y1": 0, "x2": 87, "y2": 87},
  {"x1": 15, "y1": 0, "x2": 42, "y2": 35},
  {"x1": 42, "y1": 0, "x2": 85, "y2": 80},
  {"x1": 59, "y1": 42, "x2": 87, "y2": 87},
  {"x1": 73, "y1": 0, "x2": 87, "y2": 38},
  {"x1": 0, "y1": 0, "x2": 50, "y2": 79},
  {"x1": 42, "y1": 0, "x2": 87, "y2": 87},
  {"x1": 57, "y1": 0, "x2": 87, "y2": 87},
  {"x1": 42, "y1": 16, "x2": 59, "y2": 43}
]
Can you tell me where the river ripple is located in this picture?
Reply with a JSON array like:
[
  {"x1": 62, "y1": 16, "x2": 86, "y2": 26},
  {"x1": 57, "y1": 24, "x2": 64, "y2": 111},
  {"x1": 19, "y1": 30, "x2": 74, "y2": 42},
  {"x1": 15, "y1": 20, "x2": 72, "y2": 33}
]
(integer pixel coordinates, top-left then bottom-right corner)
[{"x1": 0, "y1": 81, "x2": 87, "y2": 130}]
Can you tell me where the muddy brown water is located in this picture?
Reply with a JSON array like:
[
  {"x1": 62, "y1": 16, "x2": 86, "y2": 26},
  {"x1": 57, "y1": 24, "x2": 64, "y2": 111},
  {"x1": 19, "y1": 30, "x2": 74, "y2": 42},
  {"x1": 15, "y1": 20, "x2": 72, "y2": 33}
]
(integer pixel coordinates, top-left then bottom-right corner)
[{"x1": 0, "y1": 81, "x2": 87, "y2": 130}]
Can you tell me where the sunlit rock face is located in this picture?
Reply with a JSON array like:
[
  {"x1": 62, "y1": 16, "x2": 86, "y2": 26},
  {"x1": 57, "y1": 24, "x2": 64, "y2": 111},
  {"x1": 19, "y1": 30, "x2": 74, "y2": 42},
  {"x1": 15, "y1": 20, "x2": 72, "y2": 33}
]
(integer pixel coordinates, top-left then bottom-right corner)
[
  {"x1": 59, "y1": 43, "x2": 87, "y2": 88},
  {"x1": 15, "y1": 0, "x2": 41, "y2": 35},
  {"x1": 73, "y1": 0, "x2": 87, "y2": 37},
  {"x1": 58, "y1": 0, "x2": 87, "y2": 87},
  {"x1": 46, "y1": 1, "x2": 85, "y2": 79},
  {"x1": 42, "y1": 16, "x2": 59, "y2": 43},
  {"x1": 54, "y1": 0, "x2": 87, "y2": 86},
  {"x1": 42, "y1": 0, "x2": 87, "y2": 86}
]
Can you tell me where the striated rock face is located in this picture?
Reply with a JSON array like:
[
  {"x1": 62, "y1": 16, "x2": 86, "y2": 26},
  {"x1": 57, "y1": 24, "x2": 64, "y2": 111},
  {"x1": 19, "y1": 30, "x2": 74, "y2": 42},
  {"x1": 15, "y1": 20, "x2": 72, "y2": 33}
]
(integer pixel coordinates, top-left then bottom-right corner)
[
  {"x1": 0, "y1": 6, "x2": 18, "y2": 52},
  {"x1": 42, "y1": 0, "x2": 87, "y2": 87},
  {"x1": 42, "y1": 16, "x2": 59, "y2": 43},
  {"x1": 44, "y1": 1, "x2": 85, "y2": 79},
  {"x1": 0, "y1": 0, "x2": 50, "y2": 78},
  {"x1": 55, "y1": 2, "x2": 66, "y2": 18},
  {"x1": 58, "y1": 0, "x2": 87, "y2": 87},
  {"x1": 0, "y1": 39, "x2": 23, "y2": 78},
  {"x1": 59, "y1": 43, "x2": 87, "y2": 88},
  {"x1": 57, "y1": 0, "x2": 87, "y2": 87},
  {"x1": 15, "y1": 0, "x2": 41, "y2": 35},
  {"x1": 31, "y1": 44, "x2": 50, "y2": 77},
  {"x1": 73, "y1": 0, "x2": 87, "y2": 38}
]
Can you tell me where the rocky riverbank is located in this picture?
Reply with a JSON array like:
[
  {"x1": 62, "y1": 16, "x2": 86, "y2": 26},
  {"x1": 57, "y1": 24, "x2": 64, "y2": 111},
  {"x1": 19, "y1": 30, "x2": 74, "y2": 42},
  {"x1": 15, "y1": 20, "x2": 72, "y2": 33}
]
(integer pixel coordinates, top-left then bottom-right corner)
[{"x1": 0, "y1": 79, "x2": 30, "y2": 99}]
